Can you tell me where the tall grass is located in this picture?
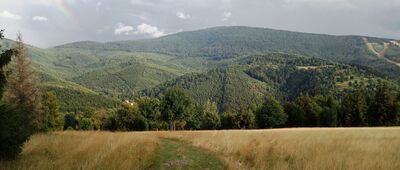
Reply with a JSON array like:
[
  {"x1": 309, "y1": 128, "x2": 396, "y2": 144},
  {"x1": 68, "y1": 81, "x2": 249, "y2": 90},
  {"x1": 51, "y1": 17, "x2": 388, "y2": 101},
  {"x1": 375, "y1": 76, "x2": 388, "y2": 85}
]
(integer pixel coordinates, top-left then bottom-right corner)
[
  {"x1": 1, "y1": 131, "x2": 159, "y2": 170},
  {"x1": 161, "y1": 128, "x2": 400, "y2": 170},
  {"x1": 1, "y1": 128, "x2": 399, "y2": 170}
]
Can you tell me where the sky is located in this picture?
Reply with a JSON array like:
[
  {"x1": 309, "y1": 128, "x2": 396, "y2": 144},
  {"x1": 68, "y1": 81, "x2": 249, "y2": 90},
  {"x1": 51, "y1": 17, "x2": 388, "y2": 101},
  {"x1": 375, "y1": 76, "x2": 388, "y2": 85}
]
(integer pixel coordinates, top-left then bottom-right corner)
[{"x1": 1, "y1": 0, "x2": 400, "y2": 48}]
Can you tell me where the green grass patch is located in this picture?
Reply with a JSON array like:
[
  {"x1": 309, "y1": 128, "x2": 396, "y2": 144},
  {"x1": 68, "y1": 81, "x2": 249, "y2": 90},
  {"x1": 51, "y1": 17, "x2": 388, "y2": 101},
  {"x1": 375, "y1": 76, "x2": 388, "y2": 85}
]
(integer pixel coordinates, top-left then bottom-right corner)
[{"x1": 151, "y1": 138, "x2": 226, "y2": 170}]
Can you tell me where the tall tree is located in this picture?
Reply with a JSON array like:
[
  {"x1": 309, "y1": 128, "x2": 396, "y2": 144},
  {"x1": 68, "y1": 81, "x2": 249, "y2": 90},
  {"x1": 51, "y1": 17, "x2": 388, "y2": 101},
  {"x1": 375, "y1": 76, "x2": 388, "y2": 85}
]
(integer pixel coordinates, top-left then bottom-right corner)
[
  {"x1": 3, "y1": 33, "x2": 40, "y2": 106},
  {"x1": 284, "y1": 102, "x2": 306, "y2": 127},
  {"x1": 295, "y1": 94, "x2": 322, "y2": 127},
  {"x1": 161, "y1": 87, "x2": 194, "y2": 130},
  {"x1": 200, "y1": 100, "x2": 221, "y2": 130},
  {"x1": 255, "y1": 96, "x2": 287, "y2": 128},
  {"x1": 0, "y1": 30, "x2": 31, "y2": 160},
  {"x1": 316, "y1": 95, "x2": 338, "y2": 127},
  {"x1": 42, "y1": 92, "x2": 63, "y2": 131},
  {"x1": 232, "y1": 105, "x2": 256, "y2": 129},
  {"x1": 0, "y1": 30, "x2": 14, "y2": 95},
  {"x1": 137, "y1": 96, "x2": 162, "y2": 130},
  {"x1": 3, "y1": 33, "x2": 42, "y2": 129},
  {"x1": 341, "y1": 87, "x2": 367, "y2": 126},
  {"x1": 367, "y1": 82, "x2": 397, "y2": 126}
]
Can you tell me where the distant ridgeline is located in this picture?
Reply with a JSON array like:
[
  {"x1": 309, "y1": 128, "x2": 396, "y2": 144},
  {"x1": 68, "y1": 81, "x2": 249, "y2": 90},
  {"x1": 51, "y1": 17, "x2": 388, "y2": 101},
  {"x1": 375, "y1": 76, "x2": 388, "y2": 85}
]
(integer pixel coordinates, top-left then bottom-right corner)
[{"x1": 2, "y1": 26, "x2": 400, "y2": 111}]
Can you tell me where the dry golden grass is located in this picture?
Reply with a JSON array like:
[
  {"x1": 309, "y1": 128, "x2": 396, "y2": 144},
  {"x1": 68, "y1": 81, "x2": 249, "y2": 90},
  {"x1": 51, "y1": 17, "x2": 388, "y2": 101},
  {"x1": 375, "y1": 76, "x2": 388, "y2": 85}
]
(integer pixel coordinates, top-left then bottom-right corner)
[
  {"x1": 1, "y1": 128, "x2": 399, "y2": 170},
  {"x1": 1, "y1": 131, "x2": 159, "y2": 170},
  {"x1": 161, "y1": 128, "x2": 400, "y2": 170}
]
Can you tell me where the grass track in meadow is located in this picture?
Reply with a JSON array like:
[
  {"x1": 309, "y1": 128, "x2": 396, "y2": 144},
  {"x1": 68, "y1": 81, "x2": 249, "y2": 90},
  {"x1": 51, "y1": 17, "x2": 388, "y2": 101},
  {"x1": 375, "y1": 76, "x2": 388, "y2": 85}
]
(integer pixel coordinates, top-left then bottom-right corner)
[
  {"x1": 150, "y1": 138, "x2": 226, "y2": 170},
  {"x1": 0, "y1": 128, "x2": 399, "y2": 170}
]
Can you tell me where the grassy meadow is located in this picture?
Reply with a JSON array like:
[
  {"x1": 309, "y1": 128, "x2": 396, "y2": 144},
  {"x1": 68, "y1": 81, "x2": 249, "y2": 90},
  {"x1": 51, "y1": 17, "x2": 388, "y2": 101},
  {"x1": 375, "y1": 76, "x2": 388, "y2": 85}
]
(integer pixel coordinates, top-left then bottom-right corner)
[{"x1": 1, "y1": 128, "x2": 399, "y2": 170}]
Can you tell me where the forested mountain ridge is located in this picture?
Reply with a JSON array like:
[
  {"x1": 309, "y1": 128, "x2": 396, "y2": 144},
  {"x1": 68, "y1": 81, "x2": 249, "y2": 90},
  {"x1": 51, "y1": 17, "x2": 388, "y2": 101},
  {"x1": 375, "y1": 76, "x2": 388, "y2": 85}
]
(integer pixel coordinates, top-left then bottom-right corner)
[
  {"x1": 54, "y1": 26, "x2": 400, "y2": 79},
  {"x1": 142, "y1": 53, "x2": 396, "y2": 111},
  {"x1": 1, "y1": 26, "x2": 400, "y2": 111}
]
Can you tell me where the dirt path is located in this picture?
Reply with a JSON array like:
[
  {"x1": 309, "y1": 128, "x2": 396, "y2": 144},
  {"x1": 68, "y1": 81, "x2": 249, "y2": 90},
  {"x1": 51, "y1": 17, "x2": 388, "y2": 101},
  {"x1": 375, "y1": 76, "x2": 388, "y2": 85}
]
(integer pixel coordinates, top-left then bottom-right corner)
[{"x1": 150, "y1": 138, "x2": 226, "y2": 170}]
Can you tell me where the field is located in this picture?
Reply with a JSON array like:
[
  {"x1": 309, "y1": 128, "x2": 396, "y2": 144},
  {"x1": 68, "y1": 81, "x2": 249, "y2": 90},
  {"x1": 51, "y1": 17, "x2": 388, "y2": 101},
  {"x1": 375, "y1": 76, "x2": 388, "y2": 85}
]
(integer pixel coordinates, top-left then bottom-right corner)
[{"x1": 1, "y1": 128, "x2": 400, "y2": 170}]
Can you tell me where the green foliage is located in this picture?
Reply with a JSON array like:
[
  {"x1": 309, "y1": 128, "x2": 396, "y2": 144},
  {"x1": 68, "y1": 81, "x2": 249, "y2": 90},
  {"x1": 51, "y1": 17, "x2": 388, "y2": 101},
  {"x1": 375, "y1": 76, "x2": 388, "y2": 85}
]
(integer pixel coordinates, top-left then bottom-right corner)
[
  {"x1": 340, "y1": 87, "x2": 368, "y2": 127},
  {"x1": 367, "y1": 82, "x2": 399, "y2": 126},
  {"x1": 220, "y1": 106, "x2": 256, "y2": 129},
  {"x1": 55, "y1": 26, "x2": 400, "y2": 80},
  {"x1": 199, "y1": 100, "x2": 221, "y2": 130},
  {"x1": 284, "y1": 102, "x2": 306, "y2": 127},
  {"x1": 137, "y1": 96, "x2": 162, "y2": 130},
  {"x1": 0, "y1": 31, "x2": 33, "y2": 160},
  {"x1": 160, "y1": 87, "x2": 194, "y2": 130},
  {"x1": 255, "y1": 96, "x2": 287, "y2": 128},
  {"x1": 316, "y1": 96, "x2": 339, "y2": 127},
  {"x1": 42, "y1": 86, "x2": 118, "y2": 112},
  {"x1": 79, "y1": 118, "x2": 93, "y2": 130},
  {"x1": 42, "y1": 92, "x2": 64, "y2": 131},
  {"x1": 295, "y1": 94, "x2": 323, "y2": 127},
  {"x1": 0, "y1": 104, "x2": 32, "y2": 160},
  {"x1": 114, "y1": 102, "x2": 149, "y2": 131}
]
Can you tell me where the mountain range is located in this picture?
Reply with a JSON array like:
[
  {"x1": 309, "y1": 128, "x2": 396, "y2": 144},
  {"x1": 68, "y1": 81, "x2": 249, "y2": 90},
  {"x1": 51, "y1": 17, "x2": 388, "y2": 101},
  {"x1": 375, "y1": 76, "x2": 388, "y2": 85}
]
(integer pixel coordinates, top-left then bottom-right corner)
[{"x1": 1, "y1": 26, "x2": 399, "y2": 111}]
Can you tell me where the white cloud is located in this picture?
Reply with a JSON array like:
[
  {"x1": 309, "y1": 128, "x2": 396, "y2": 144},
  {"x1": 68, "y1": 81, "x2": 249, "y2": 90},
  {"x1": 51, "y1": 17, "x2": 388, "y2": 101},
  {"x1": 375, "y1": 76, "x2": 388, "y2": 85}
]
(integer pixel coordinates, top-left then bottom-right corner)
[
  {"x1": 176, "y1": 11, "x2": 191, "y2": 19},
  {"x1": 96, "y1": 2, "x2": 103, "y2": 11},
  {"x1": 114, "y1": 23, "x2": 135, "y2": 35},
  {"x1": 32, "y1": 16, "x2": 48, "y2": 21},
  {"x1": 135, "y1": 23, "x2": 165, "y2": 37},
  {"x1": 222, "y1": 11, "x2": 231, "y2": 21},
  {"x1": 130, "y1": 0, "x2": 153, "y2": 6},
  {"x1": 0, "y1": 10, "x2": 21, "y2": 20}
]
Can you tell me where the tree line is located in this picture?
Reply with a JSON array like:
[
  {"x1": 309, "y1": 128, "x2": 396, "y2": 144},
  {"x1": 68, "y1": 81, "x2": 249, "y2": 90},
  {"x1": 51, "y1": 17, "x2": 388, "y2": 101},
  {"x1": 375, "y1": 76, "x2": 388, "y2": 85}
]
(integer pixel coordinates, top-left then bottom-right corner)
[{"x1": 61, "y1": 82, "x2": 400, "y2": 132}]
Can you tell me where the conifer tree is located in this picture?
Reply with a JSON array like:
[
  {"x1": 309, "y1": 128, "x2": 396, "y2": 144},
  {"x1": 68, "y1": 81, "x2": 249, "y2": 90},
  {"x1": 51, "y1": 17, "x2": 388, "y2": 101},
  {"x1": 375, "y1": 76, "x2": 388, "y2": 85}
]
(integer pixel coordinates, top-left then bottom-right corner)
[
  {"x1": 367, "y1": 82, "x2": 397, "y2": 126},
  {"x1": 3, "y1": 33, "x2": 43, "y2": 129},
  {"x1": 341, "y1": 87, "x2": 367, "y2": 126}
]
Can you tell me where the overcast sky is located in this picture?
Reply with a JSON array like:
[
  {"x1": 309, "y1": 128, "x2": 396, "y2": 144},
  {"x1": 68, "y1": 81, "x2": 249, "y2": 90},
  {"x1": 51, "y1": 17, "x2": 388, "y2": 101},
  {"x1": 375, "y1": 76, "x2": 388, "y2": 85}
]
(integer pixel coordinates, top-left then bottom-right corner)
[{"x1": 1, "y1": 0, "x2": 400, "y2": 48}]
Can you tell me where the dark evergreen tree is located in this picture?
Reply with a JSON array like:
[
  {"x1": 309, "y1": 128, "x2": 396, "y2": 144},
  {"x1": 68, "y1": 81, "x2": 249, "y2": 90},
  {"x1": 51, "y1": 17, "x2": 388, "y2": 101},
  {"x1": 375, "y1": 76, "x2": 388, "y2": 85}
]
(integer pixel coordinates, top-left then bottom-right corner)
[
  {"x1": 341, "y1": 87, "x2": 367, "y2": 126},
  {"x1": 0, "y1": 31, "x2": 33, "y2": 160},
  {"x1": 221, "y1": 110, "x2": 236, "y2": 129},
  {"x1": 316, "y1": 95, "x2": 338, "y2": 127},
  {"x1": 284, "y1": 102, "x2": 306, "y2": 127},
  {"x1": 367, "y1": 82, "x2": 397, "y2": 126},
  {"x1": 255, "y1": 96, "x2": 287, "y2": 128}
]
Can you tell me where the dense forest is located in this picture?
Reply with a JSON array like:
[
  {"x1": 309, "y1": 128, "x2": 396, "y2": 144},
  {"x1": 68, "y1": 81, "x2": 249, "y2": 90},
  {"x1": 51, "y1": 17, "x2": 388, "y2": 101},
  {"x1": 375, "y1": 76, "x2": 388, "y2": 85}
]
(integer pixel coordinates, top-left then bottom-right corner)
[{"x1": 1, "y1": 27, "x2": 400, "y2": 160}]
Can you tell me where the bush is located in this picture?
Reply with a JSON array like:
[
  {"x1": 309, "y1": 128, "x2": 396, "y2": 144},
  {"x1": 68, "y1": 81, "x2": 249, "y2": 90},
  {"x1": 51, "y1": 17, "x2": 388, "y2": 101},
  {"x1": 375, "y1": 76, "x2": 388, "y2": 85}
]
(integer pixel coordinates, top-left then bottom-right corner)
[{"x1": 79, "y1": 118, "x2": 93, "y2": 130}]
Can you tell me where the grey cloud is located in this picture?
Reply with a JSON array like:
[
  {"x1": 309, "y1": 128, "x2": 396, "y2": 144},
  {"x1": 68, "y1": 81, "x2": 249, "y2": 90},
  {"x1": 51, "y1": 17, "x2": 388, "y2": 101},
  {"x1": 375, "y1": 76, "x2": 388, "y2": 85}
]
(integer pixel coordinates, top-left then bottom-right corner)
[{"x1": 0, "y1": 0, "x2": 399, "y2": 48}]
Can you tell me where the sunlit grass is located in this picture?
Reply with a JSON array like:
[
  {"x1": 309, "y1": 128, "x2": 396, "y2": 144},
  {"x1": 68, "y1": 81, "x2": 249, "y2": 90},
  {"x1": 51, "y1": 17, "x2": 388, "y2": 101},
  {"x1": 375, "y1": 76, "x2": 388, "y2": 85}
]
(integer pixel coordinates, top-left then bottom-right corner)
[
  {"x1": 1, "y1": 128, "x2": 399, "y2": 170},
  {"x1": 160, "y1": 128, "x2": 400, "y2": 169}
]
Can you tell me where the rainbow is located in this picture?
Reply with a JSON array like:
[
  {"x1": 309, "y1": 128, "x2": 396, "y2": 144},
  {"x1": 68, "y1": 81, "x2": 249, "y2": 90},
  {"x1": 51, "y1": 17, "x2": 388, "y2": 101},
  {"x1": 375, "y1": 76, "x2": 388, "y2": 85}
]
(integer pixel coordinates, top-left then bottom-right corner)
[{"x1": 55, "y1": 0, "x2": 77, "y2": 23}]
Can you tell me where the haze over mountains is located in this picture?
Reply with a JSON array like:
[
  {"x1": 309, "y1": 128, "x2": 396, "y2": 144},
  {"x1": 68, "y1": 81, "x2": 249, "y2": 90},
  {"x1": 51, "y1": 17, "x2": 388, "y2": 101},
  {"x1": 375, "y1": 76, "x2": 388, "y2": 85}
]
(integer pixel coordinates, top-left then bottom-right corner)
[{"x1": 2, "y1": 26, "x2": 400, "y2": 111}]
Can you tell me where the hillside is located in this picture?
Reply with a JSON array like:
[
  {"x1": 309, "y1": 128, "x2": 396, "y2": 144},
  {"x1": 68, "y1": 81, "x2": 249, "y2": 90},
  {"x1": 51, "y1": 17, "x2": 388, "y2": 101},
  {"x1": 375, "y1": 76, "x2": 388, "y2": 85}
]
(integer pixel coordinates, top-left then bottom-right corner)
[
  {"x1": 142, "y1": 53, "x2": 392, "y2": 111},
  {"x1": 2, "y1": 26, "x2": 400, "y2": 111},
  {"x1": 55, "y1": 26, "x2": 400, "y2": 79}
]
